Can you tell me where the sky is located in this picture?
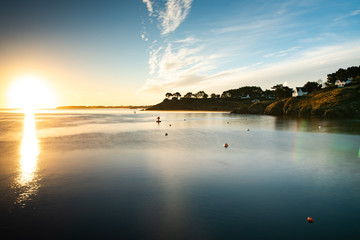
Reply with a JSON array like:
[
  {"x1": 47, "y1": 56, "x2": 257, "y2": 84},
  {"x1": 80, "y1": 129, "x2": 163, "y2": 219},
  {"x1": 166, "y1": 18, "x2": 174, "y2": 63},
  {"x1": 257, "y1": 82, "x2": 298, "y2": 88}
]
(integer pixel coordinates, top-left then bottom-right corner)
[{"x1": 0, "y1": 0, "x2": 359, "y2": 107}]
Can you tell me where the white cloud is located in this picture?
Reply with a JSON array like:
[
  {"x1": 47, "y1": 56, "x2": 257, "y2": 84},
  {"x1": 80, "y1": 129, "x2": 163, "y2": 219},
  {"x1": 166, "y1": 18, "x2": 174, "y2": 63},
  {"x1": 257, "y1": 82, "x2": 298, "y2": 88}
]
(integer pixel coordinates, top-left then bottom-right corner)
[
  {"x1": 351, "y1": 9, "x2": 360, "y2": 16},
  {"x1": 335, "y1": 9, "x2": 360, "y2": 21},
  {"x1": 264, "y1": 46, "x2": 300, "y2": 58},
  {"x1": 142, "y1": 0, "x2": 153, "y2": 16},
  {"x1": 140, "y1": 40, "x2": 360, "y2": 96},
  {"x1": 159, "y1": 0, "x2": 193, "y2": 35}
]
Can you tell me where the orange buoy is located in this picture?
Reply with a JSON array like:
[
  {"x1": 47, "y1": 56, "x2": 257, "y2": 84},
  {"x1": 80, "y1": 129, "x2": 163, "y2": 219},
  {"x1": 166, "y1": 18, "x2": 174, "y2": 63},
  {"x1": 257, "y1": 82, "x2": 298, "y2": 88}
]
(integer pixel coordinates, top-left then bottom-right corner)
[
  {"x1": 307, "y1": 217, "x2": 313, "y2": 223},
  {"x1": 224, "y1": 143, "x2": 228, "y2": 148}
]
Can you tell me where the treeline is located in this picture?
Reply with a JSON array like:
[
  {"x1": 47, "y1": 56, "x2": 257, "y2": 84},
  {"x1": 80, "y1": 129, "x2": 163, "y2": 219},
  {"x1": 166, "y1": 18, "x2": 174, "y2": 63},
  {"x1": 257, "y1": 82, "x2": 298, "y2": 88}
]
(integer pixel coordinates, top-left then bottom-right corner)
[
  {"x1": 326, "y1": 65, "x2": 360, "y2": 85},
  {"x1": 164, "y1": 65, "x2": 360, "y2": 101}
]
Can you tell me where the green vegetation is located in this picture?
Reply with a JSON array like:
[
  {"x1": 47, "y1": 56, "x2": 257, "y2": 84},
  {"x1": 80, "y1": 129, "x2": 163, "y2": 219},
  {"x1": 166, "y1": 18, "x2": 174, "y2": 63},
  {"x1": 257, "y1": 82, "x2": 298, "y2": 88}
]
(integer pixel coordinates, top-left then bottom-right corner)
[
  {"x1": 326, "y1": 65, "x2": 360, "y2": 86},
  {"x1": 149, "y1": 65, "x2": 360, "y2": 118}
]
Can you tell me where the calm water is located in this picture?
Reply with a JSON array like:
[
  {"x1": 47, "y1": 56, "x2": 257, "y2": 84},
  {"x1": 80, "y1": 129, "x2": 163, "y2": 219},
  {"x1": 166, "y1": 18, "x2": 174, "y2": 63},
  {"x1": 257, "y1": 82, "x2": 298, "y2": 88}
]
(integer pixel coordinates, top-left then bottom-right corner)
[{"x1": 1, "y1": 109, "x2": 360, "y2": 239}]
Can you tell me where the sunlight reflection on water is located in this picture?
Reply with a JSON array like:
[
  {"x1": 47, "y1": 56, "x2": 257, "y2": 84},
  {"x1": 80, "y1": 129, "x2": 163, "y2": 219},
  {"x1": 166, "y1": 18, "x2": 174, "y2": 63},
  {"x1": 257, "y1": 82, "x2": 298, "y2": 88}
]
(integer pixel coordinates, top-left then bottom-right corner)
[{"x1": 13, "y1": 111, "x2": 40, "y2": 206}]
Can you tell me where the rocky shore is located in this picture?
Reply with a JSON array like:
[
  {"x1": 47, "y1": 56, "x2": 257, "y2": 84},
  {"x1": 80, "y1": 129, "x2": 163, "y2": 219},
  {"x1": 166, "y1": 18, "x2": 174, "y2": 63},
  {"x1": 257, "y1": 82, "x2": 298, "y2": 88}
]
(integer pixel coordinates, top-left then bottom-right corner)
[{"x1": 148, "y1": 85, "x2": 360, "y2": 119}]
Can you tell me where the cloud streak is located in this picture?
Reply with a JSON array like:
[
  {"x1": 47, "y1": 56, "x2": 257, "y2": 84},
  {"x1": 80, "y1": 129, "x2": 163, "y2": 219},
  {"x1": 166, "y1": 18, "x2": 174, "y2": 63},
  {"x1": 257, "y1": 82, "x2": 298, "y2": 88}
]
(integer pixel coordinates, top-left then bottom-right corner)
[
  {"x1": 159, "y1": 0, "x2": 193, "y2": 35},
  {"x1": 142, "y1": 0, "x2": 153, "y2": 16},
  {"x1": 335, "y1": 9, "x2": 360, "y2": 21},
  {"x1": 140, "y1": 40, "x2": 360, "y2": 96}
]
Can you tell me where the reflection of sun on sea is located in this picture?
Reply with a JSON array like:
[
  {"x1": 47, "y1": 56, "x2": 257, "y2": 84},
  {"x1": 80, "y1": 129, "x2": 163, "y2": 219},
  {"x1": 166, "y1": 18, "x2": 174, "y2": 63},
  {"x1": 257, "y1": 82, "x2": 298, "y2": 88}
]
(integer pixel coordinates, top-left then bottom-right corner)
[
  {"x1": 18, "y1": 111, "x2": 39, "y2": 185},
  {"x1": 14, "y1": 110, "x2": 40, "y2": 205},
  {"x1": 8, "y1": 76, "x2": 55, "y2": 205}
]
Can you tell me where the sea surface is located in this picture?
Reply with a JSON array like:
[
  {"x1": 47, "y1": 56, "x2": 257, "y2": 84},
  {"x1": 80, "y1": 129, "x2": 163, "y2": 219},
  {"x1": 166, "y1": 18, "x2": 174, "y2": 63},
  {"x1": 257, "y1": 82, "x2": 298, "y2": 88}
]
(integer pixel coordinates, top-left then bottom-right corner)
[{"x1": 1, "y1": 109, "x2": 360, "y2": 239}]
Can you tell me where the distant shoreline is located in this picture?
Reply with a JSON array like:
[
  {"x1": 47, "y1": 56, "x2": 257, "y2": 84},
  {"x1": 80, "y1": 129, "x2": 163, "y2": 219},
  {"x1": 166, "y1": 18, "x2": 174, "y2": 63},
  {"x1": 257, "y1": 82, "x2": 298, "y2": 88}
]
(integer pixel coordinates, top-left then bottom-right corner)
[{"x1": 56, "y1": 105, "x2": 152, "y2": 110}]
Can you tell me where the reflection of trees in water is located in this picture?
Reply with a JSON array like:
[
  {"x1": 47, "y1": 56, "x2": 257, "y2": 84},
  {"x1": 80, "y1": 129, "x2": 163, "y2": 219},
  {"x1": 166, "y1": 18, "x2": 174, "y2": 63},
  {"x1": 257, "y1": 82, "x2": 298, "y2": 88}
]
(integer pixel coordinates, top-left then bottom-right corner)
[
  {"x1": 274, "y1": 117, "x2": 360, "y2": 135},
  {"x1": 13, "y1": 112, "x2": 40, "y2": 206}
]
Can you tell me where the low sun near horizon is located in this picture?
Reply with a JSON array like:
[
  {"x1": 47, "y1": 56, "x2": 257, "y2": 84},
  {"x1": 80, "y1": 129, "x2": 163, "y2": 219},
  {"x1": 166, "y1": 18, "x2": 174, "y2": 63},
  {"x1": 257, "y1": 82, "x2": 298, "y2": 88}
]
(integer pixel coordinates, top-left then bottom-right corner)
[{"x1": 7, "y1": 76, "x2": 57, "y2": 111}]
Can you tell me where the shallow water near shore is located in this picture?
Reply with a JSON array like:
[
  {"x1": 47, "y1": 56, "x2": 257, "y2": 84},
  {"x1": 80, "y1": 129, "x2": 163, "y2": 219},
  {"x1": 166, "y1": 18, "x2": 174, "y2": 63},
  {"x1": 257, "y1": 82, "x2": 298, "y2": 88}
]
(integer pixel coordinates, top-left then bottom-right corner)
[{"x1": 1, "y1": 109, "x2": 360, "y2": 239}]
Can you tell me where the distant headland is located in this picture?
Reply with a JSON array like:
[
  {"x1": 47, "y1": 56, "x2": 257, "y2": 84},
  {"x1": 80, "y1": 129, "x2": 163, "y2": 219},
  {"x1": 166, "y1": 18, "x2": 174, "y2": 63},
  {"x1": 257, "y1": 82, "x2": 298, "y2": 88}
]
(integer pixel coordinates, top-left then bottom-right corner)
[{"x1": 147, "y1": 65, "x2": 360, "y2": 119}]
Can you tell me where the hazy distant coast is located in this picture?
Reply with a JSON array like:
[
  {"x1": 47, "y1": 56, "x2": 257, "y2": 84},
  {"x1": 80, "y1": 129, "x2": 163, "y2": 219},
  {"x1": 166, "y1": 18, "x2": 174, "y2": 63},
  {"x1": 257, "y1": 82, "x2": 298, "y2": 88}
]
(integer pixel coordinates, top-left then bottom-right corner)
[{"x1": 56, "y1": 105, "x2": 152, "y2": 110}]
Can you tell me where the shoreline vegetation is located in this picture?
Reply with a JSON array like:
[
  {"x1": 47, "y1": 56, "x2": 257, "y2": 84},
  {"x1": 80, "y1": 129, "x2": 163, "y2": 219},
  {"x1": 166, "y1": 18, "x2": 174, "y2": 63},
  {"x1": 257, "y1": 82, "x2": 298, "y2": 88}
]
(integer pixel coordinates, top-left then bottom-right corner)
[{"x1": 147, "y1": 66, "x2": 360, "y2": 119}]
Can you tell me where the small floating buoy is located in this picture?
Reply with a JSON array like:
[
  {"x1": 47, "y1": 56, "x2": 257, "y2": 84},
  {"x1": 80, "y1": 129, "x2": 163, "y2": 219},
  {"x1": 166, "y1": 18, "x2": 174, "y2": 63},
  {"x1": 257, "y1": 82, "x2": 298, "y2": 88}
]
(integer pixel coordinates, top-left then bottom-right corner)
[
  {"x1": 169, "y1": 124, "x2": 171, "y2": 127},
  {"x1": 165, "y1": 133, "x2": 168, "y2": 136},
  {"x1": 184, "y1": 119, "x2": 186, "y2": 121},
  {"x1": 307, "y1": 217, "x2": 313, "y2": 223},
  {"x1": 224, "y1": 143, "x2": 228, "y2": 148},
  {"x1": 227, "y1": 122, "x2": 229, "y2": 124},
  {"x1": 247, "y1": 129, "x2": 250, "y2": 131},
  {"x1": 156, "y1": 116, "x2": 161, "y2": 123}
]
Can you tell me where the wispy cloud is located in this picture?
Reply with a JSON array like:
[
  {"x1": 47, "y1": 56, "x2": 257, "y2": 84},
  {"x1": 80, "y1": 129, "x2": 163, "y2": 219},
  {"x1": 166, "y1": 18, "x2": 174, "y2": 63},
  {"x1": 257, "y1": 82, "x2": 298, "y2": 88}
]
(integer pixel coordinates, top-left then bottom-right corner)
[
  {"x1": 142, "y1": 0, "x2": 153, "y2": 16},
  {"x1": 335, "y1": 9, "x2": 360, "y2": 21},
  {"x1": 140, "y1": 40, "x2": 360, "y2": 95},
  {"x1": 159, "y1": 0, "x2": 193, "y2": 35},
  {"x1": 139, "y1": 1, "x2": 360, "y2": 101},
  {"x1": 264, "y1": 46, "x2": 300, "y2": 58}
]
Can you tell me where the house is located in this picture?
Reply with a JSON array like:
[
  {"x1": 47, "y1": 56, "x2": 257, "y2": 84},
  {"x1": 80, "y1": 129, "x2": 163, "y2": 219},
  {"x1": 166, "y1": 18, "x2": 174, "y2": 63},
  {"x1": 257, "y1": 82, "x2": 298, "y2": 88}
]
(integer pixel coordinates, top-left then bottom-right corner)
[
  {"x1": 335, "y1": 80, "x2": 346, "y2": 88},
  {"x1": 292, "y1": 87, "x2": 308, "y2": 97},
  {"x1": 251, "y1": 99, "x2": 260, "y2": 103},
  {"x1": 241, "y1": 94, "x2": 250, "y2": 99}
]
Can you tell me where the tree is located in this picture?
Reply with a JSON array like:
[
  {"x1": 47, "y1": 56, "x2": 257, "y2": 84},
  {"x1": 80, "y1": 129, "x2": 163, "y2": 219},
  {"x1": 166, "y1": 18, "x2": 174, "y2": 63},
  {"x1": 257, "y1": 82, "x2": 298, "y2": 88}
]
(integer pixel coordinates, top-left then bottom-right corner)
[
  {"x1": 271, "y1": 84, "x2": 293, "y2": 99},
  {"x1": 211, "y1": 93, "x2": 217, "y2": 98},
  {"x1": 221, "y1": 92, "x2": 231, "y2": 98},
  {"x1": 326, "y1": 65, "x2": 360, "y2": 86},
  {"x1": 221, "y1": 86, "x2": 263, "y2": 98},
  {"x1": 263, "y1": 89, "x2": 275, "y2": 99},
  {"x1": 303, "y1": 81, "x2": 322, "y2": 93},
  {"x1": 184, "y1": 92, "x2": 193, "y2": 98},
  {"x1": 173, "y1": 92, "x2": 181, "y2": 99},
  {"x1": 165, "y1": 92, "x2": 173, "y2": 99},
  {"x1": 195, "y1": 91, "x2": 208, "y2": 99}
]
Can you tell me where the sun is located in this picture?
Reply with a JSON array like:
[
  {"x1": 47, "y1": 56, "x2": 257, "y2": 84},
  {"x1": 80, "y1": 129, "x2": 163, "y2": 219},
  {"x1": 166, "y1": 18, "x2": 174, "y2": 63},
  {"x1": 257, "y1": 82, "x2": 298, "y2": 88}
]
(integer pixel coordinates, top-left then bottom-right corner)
[{"x1": 8, "y1": 76, "x2": 57, "y2": 111}]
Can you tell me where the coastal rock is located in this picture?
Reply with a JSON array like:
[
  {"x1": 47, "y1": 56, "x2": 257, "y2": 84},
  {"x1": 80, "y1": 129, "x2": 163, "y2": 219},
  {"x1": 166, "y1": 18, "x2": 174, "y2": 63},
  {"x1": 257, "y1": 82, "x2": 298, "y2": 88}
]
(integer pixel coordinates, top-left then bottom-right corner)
[{"x1": 264, "y1": 100, "x2": 285, "y2": 116}]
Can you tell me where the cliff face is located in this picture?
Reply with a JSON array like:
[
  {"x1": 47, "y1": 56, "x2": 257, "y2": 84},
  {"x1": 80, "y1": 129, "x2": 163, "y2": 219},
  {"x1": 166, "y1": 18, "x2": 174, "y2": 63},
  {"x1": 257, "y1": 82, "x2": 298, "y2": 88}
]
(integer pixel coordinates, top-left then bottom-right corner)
[{"x1": 263, "y1": 85, "x2": 360, "y2": 118}]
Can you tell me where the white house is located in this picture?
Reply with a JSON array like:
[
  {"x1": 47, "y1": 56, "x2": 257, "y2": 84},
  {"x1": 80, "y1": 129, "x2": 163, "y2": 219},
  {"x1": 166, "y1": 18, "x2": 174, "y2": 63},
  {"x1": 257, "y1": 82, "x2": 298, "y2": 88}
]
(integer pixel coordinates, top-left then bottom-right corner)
[
  {"x1": 292, "y1": 87, "x2": 308, "y2": 97},
  {"x1": 241, "y1": 94, "x2": 250, "y2": 99},
  {"x1": 335, "y1": 78, "x2": 352, "y2": 87},
  {"x1": 335, "y1": 80, "x2": 346, "y2": 88}
]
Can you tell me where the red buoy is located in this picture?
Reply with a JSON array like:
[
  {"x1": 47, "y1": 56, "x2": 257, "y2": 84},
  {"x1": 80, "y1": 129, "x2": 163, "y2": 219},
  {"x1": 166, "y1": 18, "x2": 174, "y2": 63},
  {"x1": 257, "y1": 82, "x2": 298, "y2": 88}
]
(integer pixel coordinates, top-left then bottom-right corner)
[
  {"x1": 307, "y1": 217, "x2": 313, "y2": 223},
  {"x1": 224, "y1": 143, "x2": 228, "y2": 148}
]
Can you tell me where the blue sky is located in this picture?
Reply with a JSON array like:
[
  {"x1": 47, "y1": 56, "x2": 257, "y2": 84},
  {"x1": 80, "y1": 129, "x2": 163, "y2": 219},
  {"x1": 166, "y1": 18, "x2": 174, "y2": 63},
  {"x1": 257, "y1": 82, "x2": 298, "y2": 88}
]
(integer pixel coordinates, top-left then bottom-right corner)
[{"x1": 0, "y1": 0, "x2": 359, "y2": 107}]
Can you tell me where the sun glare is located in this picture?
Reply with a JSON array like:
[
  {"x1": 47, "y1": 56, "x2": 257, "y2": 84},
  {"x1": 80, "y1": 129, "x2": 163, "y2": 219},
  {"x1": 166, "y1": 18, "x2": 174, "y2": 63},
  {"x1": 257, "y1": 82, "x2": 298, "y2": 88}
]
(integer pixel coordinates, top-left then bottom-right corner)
[{"x1": 8, "y1": 76, "x2": 56, "y2": 111}]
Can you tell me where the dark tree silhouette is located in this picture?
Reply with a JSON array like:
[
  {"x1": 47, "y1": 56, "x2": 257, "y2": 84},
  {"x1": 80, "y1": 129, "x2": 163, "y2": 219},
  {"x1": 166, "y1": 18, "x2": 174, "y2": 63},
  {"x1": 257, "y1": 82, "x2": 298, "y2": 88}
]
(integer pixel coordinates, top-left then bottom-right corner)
[
  {"x1": 195, "y1": 91, "x2": 208, "y2": 99},
  {"x1": 165, "y1": 93, "x2": 173, "y2": 99},
  {"x1": 184, "y1": 92, "x2": 193, "y2": 98},
  {"x1": 303, "y1": 81, "x2": 322, "y2": 93},
  {"x1": 173, "y1": 92, "x2": 181, "y2": 99},
  {"x1": 271, "y1": 84, "x2": 293, "y2": 99}
]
